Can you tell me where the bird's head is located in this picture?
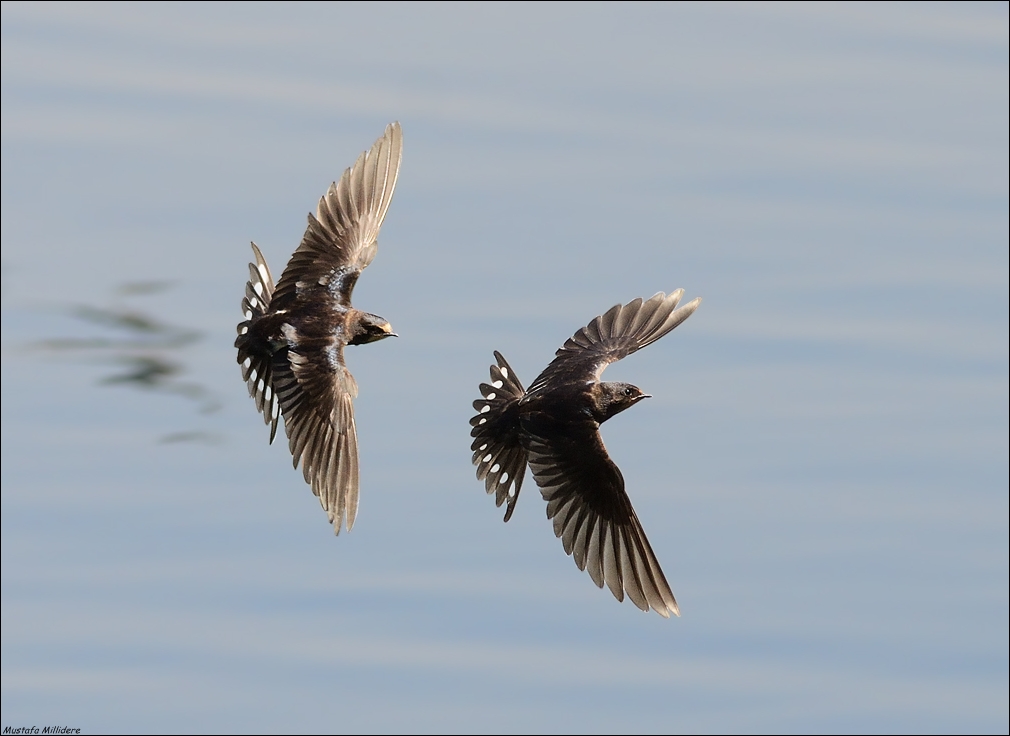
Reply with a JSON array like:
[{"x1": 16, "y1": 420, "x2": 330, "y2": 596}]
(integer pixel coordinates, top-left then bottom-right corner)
[
  {"x1": 595, "y1": 382, "x2": 651, "y2": 422},
  {"x1": 349, "y1": 312, "x2": 398, "y2": 345}
]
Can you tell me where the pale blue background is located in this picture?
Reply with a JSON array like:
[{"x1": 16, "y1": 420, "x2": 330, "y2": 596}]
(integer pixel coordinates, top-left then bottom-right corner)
[{"x1": 2, "y1": 2, "x2": 1007, "y2": 733}]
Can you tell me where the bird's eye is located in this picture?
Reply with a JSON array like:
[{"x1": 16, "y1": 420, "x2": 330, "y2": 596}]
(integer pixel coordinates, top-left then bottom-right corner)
[{"x1": 624, "y1": 387, "x2": 634, "y2": 396}]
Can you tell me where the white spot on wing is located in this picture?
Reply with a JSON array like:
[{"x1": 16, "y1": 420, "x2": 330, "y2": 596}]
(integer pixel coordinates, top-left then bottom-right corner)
[
  {"x1": 500, "y1": 472, "x2": 509, "y2": 484},
  {"x1": 490, "y1": 463, "x2": 500, "y2": 473},
  {"x1": 480, "y1": 405, "x2": 490, "y2": 414},
  {"x1": 240, "y1": 326, "x2": 248, "y2": 335},
  {"x1": 492, "y1": 380, "x2": 503, "y2": 389},
  {"x1": 257, "y1": 263, "x2": 270, "y2": 283},
  {"x1": 486, "y1": 392, "x2": 496, "y2": 400},
  {"x1": 479, "y1": 443, "x2": 488, "y2": 451},
  {"x1": 479, "y1": 418, "x2": 487, "y2": 425},
  {"x1": 483, "y1": 453, "x2": 492, "y2": 463},
  {"x1": 500, "y1": 366, "x2": 509, "y2": 378},
  {"x1": 244, "y1": 310, "x2": 253, "y2": 319},
  {"x1": 253, "y1": 282, "x2": 263, "y2": 296},
  {"x1": 243, "y1": 358, "x2": 251, "y2": 369}
]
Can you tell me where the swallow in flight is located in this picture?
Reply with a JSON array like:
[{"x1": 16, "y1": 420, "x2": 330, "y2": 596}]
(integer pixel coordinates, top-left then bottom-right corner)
[
  {"x1": 236, "y1": 123, "x2": 402, "y2": 534},
  {"x1": 470, "y1": 290, "x2": 701, "y2": 616}
]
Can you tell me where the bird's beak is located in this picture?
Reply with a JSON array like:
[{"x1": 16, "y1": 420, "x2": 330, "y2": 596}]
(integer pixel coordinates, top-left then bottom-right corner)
[
  {"x1": 641, "y1": 393, "x2": 652, "y2": 399},
  {"x1": 383, "y1": 323, "x2": 398, "y2": 337}
]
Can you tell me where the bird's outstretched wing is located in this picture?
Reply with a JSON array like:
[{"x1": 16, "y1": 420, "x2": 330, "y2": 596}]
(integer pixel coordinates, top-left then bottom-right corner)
[
  {"x1": 236, "y1": 243, "x2": 280, "y2": 441},
  {"x1": 272, "y1": 326, "x2": 361, "y2": 534},
  {"x1": 524, "y1": 427, "x2": 680, "y2": 617},
  {"x1": 527, "y1": 290, "x2": 701, "y2": 394},
  {"x1": 271, "y1": 122, "x2": 403, "y2": 312}
]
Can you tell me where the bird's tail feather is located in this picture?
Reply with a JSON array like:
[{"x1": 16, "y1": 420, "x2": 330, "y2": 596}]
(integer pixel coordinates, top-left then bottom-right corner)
[
  {"x1": 470, "y1": 351, "x2": 528, "y2": 522},
  {"x1": 235, "y1": 242, "x2": 280, "y2": 442}
]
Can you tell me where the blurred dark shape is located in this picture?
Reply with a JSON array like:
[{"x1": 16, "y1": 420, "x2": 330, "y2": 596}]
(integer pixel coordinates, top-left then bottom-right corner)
[
  {"x1": 100, "y1": 354, "x2": 219, "y2": 412},
  {"x1": 160, "y1": 431, "x2": 224, "y2": 445},
  {"x1": 116, "y1": 280, "x2": 176, "y2": 296},
  {"x1": 102, "y1": 354, "x2": 181, "y2": 386},
  {"x1": 70, "y1": 303, "x2": 200, "y2": 347},
  {"x1": 33, "y1": 281, "x2": 222, "y2": 441}
]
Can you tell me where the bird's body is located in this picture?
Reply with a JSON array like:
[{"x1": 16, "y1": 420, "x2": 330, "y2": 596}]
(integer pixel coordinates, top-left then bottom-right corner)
[
  {"x1": 236, "y1": 122, "x2": 402, "y2": 534},
  {"x1": 470, "y1": 290, "x2": 701, "y2": 617}
]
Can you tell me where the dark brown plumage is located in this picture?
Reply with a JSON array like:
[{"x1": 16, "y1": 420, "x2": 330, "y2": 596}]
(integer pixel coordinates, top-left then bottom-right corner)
[
  {"x1": 235, "y1": 123, "x2": 402, "y2": 534},
  {"x1": 470, "y1": 290, "x2": 701, "y2": 617}
]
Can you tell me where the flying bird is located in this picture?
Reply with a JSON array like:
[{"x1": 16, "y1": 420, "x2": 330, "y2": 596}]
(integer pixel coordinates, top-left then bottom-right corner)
[
  {"x1": 236, "y1": 122, "x2": 402, "y2": 534},
  {"x1": 470, "y1": 290, "x2": 701, "y2": 617}
]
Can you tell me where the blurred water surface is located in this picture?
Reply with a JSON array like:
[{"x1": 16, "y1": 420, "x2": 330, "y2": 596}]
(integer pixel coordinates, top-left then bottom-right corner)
[{"x1": 2, "y1": 3, "x2": 1007, "y2": 733}]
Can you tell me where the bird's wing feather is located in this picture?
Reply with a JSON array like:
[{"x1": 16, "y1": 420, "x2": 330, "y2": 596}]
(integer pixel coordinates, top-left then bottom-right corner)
[
  {"x1": 271, "y1": 122, "x2": 403, "y2": 311},
  {"x1": 272, "y1": 328, "x2": 360, "y2": 535},
  {"x1": 527, "y1": 290, "x2": 701, "y2": 394},
  {"x1": 524, "y1": 428, "x2": 679, "y2": 617}
]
